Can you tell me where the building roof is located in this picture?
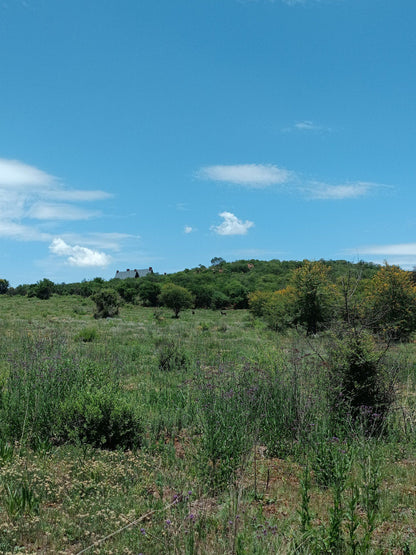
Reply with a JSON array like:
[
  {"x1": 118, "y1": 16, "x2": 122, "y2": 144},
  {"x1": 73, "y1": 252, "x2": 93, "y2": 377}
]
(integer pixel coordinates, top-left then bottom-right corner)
[{"x1": 114, "y1": 267, "x2": 153, "y2": 279}]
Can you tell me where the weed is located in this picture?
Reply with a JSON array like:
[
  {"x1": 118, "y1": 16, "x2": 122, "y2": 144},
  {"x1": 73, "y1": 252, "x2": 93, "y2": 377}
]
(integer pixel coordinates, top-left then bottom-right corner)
[
  {"x1": 156, "y1": 337, "x2": 189, "y2": 372},
  {"x1": 75, "y1": 326, "x2": 98, "y2": 342},
  {"x1": 2, "y1": 479, "x2": 39, "y2": 519},
  {"x1": 0, "y1": 438, "x2": 14, "y2": 464}
]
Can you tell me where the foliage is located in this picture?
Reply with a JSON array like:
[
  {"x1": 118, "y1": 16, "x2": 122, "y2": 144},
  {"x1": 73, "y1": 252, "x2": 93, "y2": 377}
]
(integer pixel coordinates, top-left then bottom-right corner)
[
  {"x1": 114, "y1": 277, "x2": 140, "y2": 303},
  {"x1": 195, "y1": 365, "x2": 257, "y2": 490},
  {"x1": 290, "y1": 260, "x2": 336, "y2": 334},
  {"x1": 158, "y1": 283, "x2": 194, "y2": 318},
  {"x1": 138, "y1": 278, "x2": 161, "y2": 306},
  {"x1": 92, "y1": 288, "x2": 120, "y2": 318},
  {"x1": 2, "y1": 479, "x2": 40, "y2": 519},
  {"x1": 58, "y1": 386, "x2": 143, "y2": 449},
  {"x1": 156, "y1": 337, "x2": 189, "y2": 371},
  {"x1": 210, "y1": 289, "x2": 230, "y2": 310},
  {"x1": 298, "y1": 445, "x2": 382, "y2": 554},
  {"x1": 366, "y1": 263, "x2": 416, "y2": 340},
  {"x1": 0, "y1": 278, "x2": 9, "y2": 294},
  {"x1": 327, "y1": 327, "x2": 396, "y2": 434},
  {"x1": 1, "y1": 291, "x2": 416, "y2": 553},
  {"x1": 75, "y1": 326, "x2": 98, "y2": 342},
  {"x1": 34, "y1": 278, "x2": 55, "y2": 300},
  {"x1": 211, "y1": 256, "x2": 225, "y2": 266}
]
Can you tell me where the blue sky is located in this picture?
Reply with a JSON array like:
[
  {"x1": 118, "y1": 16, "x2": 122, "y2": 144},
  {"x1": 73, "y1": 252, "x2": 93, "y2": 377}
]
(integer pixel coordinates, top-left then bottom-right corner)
[{"x1": 1, "y1": 0, "x2": 415, "y2": 286}]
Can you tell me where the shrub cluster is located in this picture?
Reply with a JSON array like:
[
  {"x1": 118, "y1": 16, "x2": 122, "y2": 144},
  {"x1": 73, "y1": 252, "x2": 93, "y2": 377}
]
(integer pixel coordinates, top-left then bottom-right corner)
[{"x1": 0, "y1": 333, "x2": 142, "y2": 450}]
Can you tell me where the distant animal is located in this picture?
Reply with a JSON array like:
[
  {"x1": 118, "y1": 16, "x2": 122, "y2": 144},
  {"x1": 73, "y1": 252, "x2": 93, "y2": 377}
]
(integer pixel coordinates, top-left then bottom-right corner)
[{"x1": 220, "y1": 311, "x2": 227, "y2": 316}]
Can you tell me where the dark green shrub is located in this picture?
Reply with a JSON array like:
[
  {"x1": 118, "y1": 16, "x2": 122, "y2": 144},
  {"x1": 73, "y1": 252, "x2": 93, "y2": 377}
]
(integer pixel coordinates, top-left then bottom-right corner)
[
  {"x1": 0, "y1": 279, "x2": 9, "y2": 294},
  {"x1": 92, "y1": 288, "x2": 120, "y2": 318},
  {"x1": 138, "y1": 279, "x2": 161, "y2": 306},
  {"x1": 328, "y1": 328, "x2": 395, "y2": 435},
  {"x1": 58, "y1": 387, "x2": 143, "y2": 450},
  {"x1": 210, "y1": 290, "x2": 229, "y2": 310},
  {"x1": 34, "y1": 278, "x2": 54, "y2": 300}
]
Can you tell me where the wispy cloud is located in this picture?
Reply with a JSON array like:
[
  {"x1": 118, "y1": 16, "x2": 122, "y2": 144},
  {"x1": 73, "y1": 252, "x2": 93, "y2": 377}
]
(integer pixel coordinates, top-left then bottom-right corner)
[
  {"x1": 303, "y1": 181, "x2": 378, "y2": 200},
  {"x1": 197, "y1": 164, "x2": 292, "y2": 188},
  {"x1": 0, "y1": 158, "x2": 111, "y2": 240},
  {"x1": 47, "y1": 189, "x2": 112, "y2": 202},
  {"x1": 344, "y1": 243, "x2": 416, "y2": 270},
  {"x1": 49, "y1": 238, "x2": 111, "y2": 267},
  {"x1": 283, "y1": 120, "x2": 330, "y2": 133},
  {"x1": 348, "y1": 243, "x2": 416, "y2": 257},
  {"x1": 0, "y1": 220, "x2": 51, "y2": 241},
  {"x1": 197, "y1": 160, "x2": 385, "y2": 201},
  {"x1": 211, "y1": 212, "x2": 254, "y2": 236},
  {"x1": 28, "y1": 202, "x2": 99, "y2": 221},
  {"x1": 184, "y1": 226, "x2": 193, "y2": 234},
  {"x1": 0, "y1": 158, "x2": 56, "y2": 188},
  {"x1": 60, "y1": 232, "x2": 139, "y2": 251}
]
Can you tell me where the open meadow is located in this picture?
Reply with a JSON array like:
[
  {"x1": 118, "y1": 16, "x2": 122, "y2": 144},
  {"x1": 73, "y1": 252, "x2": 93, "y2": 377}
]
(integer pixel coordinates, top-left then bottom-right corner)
[{"x1": 1, "y1": 294, "x2": 416, "y2": 554}]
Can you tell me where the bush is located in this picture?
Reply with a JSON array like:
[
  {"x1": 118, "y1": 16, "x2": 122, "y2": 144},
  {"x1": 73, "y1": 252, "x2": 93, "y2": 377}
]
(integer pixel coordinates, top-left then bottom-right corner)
[
  {"x1": 58, "y1": 386, "x2": 143, "y2": 450},
  {"x1": 0, "y1": 279, "x2": 9, "y2": 294},
  {"x1": 75, "y1": 327, "x2": 98, "y2": 342},
  {"x1": 366, "y1": 263, "x2": 416, "y2": 340},
  {"x1": 156, "y1": 337, "x2": 189, "y2": 371},
  {"x1": 92, "y1": 288, "x2": 120, "y2": 318},
  {"x1": 34, "y1": 278, "x2": 54, "y2": 300},
  {"x1": 210, "y1": 290, "x2": 229, "y2": 310},
  {"x1": 327, "y1": 327, "x2": 396, "y2": 435}
]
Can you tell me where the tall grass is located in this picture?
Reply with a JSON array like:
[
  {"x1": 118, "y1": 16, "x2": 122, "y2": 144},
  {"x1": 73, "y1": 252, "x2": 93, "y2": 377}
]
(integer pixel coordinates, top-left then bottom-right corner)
[{"x1": 0, "y1": 298, "x2": 415, "y2": 553}]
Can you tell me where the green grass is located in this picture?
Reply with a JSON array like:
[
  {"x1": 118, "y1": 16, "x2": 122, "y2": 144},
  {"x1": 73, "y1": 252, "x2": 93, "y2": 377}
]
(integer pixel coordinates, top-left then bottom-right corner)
[{"x1": 0, "y1": 295, "x2": 416, "y2": 553}]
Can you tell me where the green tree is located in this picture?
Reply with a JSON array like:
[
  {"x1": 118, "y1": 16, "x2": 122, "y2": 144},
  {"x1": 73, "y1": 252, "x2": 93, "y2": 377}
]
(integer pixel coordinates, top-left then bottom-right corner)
[
  {"x1": 0, "y1": 279, "x2": 9, "y2": 294},
  {"x1": 211, "y1": 257, "x2": 225, "y2": 267},
  {"x1": 158, "y1": 283, "x2": 194, "y2": 318},
  {"x1": 35, "y1": 278, "x2": 54, "y2": 300},
  {"x1": 290, "y1": 260, "x2": 335, "y2": 334},
  {"x1": 115, "y1": 278, "x2": 140, "y2": 304},
  {"x1": 366, "y1": 263, "x2": 416, "y2": 340},
  {"x1": 138, "y1": 279, "x2": 161, "y2": 306}
]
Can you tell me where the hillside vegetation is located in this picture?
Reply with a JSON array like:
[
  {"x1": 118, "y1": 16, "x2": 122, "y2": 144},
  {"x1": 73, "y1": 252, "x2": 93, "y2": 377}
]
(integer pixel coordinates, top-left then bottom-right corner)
[{"x1": 0, "y1": 260, "x2": 416, "y2": 553}]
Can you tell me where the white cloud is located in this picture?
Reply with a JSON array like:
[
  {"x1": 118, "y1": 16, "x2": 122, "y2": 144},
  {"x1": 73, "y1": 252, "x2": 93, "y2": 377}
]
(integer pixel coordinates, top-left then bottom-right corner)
[
  {"x1": 47, "y1": 189, "x2": 112, "y2": 202},
  {"x1": 61, "y1": 232, "x2": 139, "y2": 251},
  {"x1": 295, "y1": 120, "x2": 317, "y2": 130},
  {"x1": 283, "y1": 120, "x2": 330, "y2": 133},
  {"x1": 211, "y1": 212, "x2": 254, "y2": 236},
  {"x1": 305, "y1": 181, "x2": 376, "y2": 200},
  {"x1": 0, "y1": 158, "x2": 56, "y2": 188},
  {"x1": 0, "y1": 157, "x2": 111, "y2": 241},
  {"x1": 197, "y1": 161, "x2": 385, "y2": 201},
  {"x1": 197, "y1": 164, "x2": 292, "y2": 188},
  {"x1": 28, "y1": 202, "x2": 99, "y2": 221},
  {"x1": 0, "y1": 220, "x2": 51, "y2": 241},
  {"x1": 184, "y1": 226, "x2": 193, "y2": 234},
  {"x1": 348, "y1": 243, "x2": 416, "y2": 256},
  {"x1": 49, "y1": 238, "x2": 111, "y2": 267}
]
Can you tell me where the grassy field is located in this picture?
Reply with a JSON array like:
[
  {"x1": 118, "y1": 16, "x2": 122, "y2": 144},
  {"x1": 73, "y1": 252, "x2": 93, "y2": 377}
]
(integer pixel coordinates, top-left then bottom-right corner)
[{"x1": 0, "y1": 295, "x2": 416, "y2": 554}]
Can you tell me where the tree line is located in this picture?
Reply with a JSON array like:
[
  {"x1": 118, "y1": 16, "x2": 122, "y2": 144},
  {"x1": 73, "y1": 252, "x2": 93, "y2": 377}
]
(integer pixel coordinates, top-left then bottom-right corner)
[{"x1": 2, "y1": 258, "x2": 416, "y2": 339}]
